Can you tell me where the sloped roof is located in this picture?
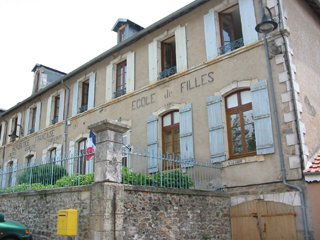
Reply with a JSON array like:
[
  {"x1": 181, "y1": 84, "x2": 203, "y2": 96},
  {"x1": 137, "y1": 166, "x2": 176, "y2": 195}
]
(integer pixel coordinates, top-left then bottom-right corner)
[{"x1": 304, "y1": 155, "x2": 320, "y2": 182}]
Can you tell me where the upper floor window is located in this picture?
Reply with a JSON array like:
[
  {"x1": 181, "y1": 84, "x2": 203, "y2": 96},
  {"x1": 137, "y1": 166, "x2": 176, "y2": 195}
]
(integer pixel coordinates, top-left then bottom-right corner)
[
  {"x1": 118, "y1": 25, "x2": 126, "y2": 43},
  {"x1": 29, "y1": 106, "x2": 37, "y2": 134},
  {"x1": 160, "y1": 36, "x2": 177, "y2": 79},
  {"x1": 9, "y1": 116, "x2": 19, "y2": 142},
  {"x1": 226, "y1": 90, "x2": 256, "y2": 158},
  {"x1": 114, "y1": 60, "x2": 127, "y2": 98},
  {"x1": 46, "y1": 90, "x2": 65, "y2": 127},
  {"x1": 80, "y1": 80, "x2": 89, "y2": 113},
  {"x1": 25, "y1": 102, "x2": 41, "y2": 136}
]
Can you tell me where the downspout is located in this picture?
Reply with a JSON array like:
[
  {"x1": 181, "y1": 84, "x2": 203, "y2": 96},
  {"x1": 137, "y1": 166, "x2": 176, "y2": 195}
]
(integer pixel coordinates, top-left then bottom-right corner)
[
  {"x1": 61, "y1": 79, "x2": 70, "y2": 159},
  {"x1": 1, "y1": 120, "x2": 8, "y2": 170}
]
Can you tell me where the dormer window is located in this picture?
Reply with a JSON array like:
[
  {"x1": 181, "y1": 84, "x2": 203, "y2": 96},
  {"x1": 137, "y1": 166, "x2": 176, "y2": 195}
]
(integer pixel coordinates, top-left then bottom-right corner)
[
  {"x1": 112, "y1": 19, "x2": 144, "y2": 44},
  {"x1": 118, "y1": 25, "x2": 126, "y2": 43}
]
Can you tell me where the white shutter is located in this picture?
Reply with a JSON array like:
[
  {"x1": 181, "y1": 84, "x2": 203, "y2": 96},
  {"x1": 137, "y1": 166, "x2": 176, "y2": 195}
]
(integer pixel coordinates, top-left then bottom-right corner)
[
  {"x1": 148, "y1": 40, "x2": 158, "y2": 82},
  {"x1": 35, "y1": 102, "x2": 41, "y2": 132},
  {"x1": 126, "y1": 52, "x2": 135, "y2": 93},
  {"x1": 85, "y1": 138, "x2": 94, "y2": 174},
  {"x1": 17, "y1": 112, "x2": 22, "y2": 136},
  {"x1": 106, "y1": 64, "x2": 113, "y2": 101},
  {"x1": 56, "y1": 144, "x2": 62, "y2": 164},
  {"x1": 58, "y1": 90, "x2": 65, "y2": 122},
  {"x1": 68, "y1": 141, "x2": 75, "y2": 175},
  {"x1": 31, "y1": 155, "x2": 36, "y2": 166},
  {"x1": 42, "y1": 149, "x2": 47, "y2": 164},
  {"x1": 251, "y1": 80, "x2": 274, "y2": 154},
  {"x1": 175, "y1": 26, "x2": 188, "y2": 72},
  {"x1": 239, "y1": 0, "x2": 258, "y2": 45},
  {"x1": 88, "y1": 73, "x2": 96, "y2": 109},
  {"x1": 12, "y1": 159, "x2": 17, "y2": 186},
  {"x1": 72, "y1": 81, "x2": 79, "y2": 116},
  {"x1": 0, "y1": 168, "x2": 3, "y2": 188},
  {"x1": 147, "y1": 115, "x2": 158, "y2": 173},
  {"x1": 179, "y1": 103, "x2": 194, "y2": 167},
  {"x1": 207, "y1": 96, "x2": 226, "y2": 163},
  {"x1": 46, "y1": 95, "x2": 52, "y2": 126},
  {"x1": 204, "y1": 10, "x2": 218, "y2": 60},
  {"x1": 7, "y1": 119, "x2": 12, "y2": 144},
  {"x1": 24, "y1": 108, "x2": 30, "y2": 136},
  {"x1": 0, "y1": 122, "x2": 5, "y2": 145}
]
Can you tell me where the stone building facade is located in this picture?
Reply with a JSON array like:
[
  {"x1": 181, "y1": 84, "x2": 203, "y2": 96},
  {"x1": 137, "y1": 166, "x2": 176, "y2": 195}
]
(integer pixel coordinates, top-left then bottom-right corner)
[{"x1": 0, "y1": 0, "x2": 320, "y2": 239}]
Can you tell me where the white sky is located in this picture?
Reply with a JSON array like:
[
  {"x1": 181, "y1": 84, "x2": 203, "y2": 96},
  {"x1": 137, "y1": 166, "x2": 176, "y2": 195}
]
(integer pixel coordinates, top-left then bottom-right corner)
[{"x1": 0, "y1": 0, "x2": 194, "y2": 110}]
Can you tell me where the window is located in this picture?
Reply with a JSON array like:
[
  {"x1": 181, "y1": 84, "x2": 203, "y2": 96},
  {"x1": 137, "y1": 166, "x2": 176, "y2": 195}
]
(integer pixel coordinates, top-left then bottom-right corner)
[
  {"x1": 29, "y1": 107, "x2": 37, "y2": 134},
  {"x1": 78, "y1": 139, "x2": 87, "y2": 174},
  {"x1": 9, "y1": 116, "x2": 19, "y2": 141},
  {"x1": 226, "y1": 90, "x2": 256, "y2": 158},
  {"x1": 80, "y1": 80, "x2": 89, "y2": 113},
  {"x1": 26, "y1": 155, "x2": 34, "y2": 167},
  {"x1": 114, "y1": 60, "x2": 127, "y2": 98},
  {"x1": 219, "y1": 4, "x2": 243, "y2": 54},
  {"x1": 118, "y1": 25, "x2": 126, "y2": 43},
  {"x1": 52, "y1": 95, "x2": 60, "y2": 124},
  {"x1": 49, "y1": 148, "x2": 57, "y2": 163},
  {"x1": 160, "y1": 36, "x2": 177, "y2": 79}
]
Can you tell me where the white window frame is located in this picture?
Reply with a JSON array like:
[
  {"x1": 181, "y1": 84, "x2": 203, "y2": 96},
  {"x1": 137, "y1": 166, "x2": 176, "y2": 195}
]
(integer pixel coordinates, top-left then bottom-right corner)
[
  {"x1": 24, "y1": 102, "x2": 41, "y2": 135},
  {"x1": 46, "y1": 89, "x2": 65, "y2": 127},
  {"x1": 7, "y1": 112, "x2": 22, "y2": 143}
]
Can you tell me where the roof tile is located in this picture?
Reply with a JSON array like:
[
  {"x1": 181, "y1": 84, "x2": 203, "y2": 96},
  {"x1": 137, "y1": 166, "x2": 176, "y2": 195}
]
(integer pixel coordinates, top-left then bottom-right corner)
[{"x1": 304, "y1": 154, "x2": 320, "y2": 174}]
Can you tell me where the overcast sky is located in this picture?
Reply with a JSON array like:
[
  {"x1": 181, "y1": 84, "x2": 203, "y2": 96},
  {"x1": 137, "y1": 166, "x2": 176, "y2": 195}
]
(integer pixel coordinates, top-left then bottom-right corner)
[{"x1": 0, "y1": 0, "x2": 193, "y2": 110}]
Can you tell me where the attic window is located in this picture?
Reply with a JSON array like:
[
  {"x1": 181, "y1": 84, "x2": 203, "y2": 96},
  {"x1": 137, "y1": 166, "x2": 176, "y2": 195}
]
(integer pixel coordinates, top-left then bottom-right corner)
[{"x1": 118, "y1": 25, "x2": 126, "y2": 43}]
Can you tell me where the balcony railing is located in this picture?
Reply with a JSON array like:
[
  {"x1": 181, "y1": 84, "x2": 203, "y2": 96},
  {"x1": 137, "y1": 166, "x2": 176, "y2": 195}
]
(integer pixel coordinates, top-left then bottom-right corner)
[
  {"x1": 159, "y1": 66, "x2": 177, "y2": 79},
  {"x1": 114, "y1": 87, "x2": 126, "y2": 98},
  {"x1": 219, "y1": 38, "x2": 244, "y2": 55},
  {"x1": 79, "y1": 104, "x2": 88, "y2": 113},
  {"x1": 28, "y1": 128, "x2": 35, "y2": 134},
  {"x1": 51, "y1": 116, "x2": 59, "y2": 125}
]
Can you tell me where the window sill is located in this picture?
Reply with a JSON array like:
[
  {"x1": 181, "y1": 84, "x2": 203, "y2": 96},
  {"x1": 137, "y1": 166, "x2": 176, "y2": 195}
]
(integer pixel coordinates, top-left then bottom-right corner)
[{"x1": 222, "y1": 155, "x2": 265, "y2": 168}]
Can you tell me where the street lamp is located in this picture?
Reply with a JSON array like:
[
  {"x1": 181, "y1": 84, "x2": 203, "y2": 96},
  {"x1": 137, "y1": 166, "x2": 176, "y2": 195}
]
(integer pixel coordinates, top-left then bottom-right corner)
[{"x1": 255, "y1": 7, "x2": 278, "y2": 34}]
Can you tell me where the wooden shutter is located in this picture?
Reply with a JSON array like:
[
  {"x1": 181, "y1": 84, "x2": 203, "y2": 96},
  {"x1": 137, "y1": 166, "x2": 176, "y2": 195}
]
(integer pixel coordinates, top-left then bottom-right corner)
[
  {"x1": 58, "y1": 90, "x2": 65, "y2": 122},
  {"x1": 68, "y1": 141, "x2": 75, "y2": 175},
  {"x1": 175, "y1": 26, "x2": 188, "y2": 72},
  {"x1": 204, "y1": 10, "x2": 218, "y2": 60},
  {"x1": 88, "y1": 72, "x2": 96, "y2": 110},
  {"x1": 239, "y1": 0, "x2": 258, "y2": 45},
  {"x1": 35, "y1": 102, "x2": 41, "y2": 132},
  {"x1": 46, "y1": 95, "x2": 52, "y2": 127},
  {"x1": 179, "y1": 103, "x2": 194, "y2": 167},
  {"x1": 147, "y1": 115, "x2": 158, "y2": 173},
  {"x1": 24, "y1": 108, "x2": 30, "y2": 136},
  {"x1": 251, "y1": 80, "x2": 274, "y2": 154},
  {"x1": 106, "y1": 64, "x2": 113, "y2": 101},
  {"x1": 126, "y1": 52, "x2": 135, "y2": 93},
  {"x1": 72, "y1": 81, "x2": 79, "y2": 116},
  {"x1": 148, "y1": 40, "x2": 158, "y2": 82},
  {"x1": 207, "y1": 96, "x2": 226, "y2": 163}
]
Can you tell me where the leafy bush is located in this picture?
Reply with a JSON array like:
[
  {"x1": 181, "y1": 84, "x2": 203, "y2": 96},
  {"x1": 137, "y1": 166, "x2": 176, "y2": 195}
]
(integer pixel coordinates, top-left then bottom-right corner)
[
  {"x1": 17, "y1": 164, "x2": 67, "y2": 185},
  {"x1": 55, "y1": 173, "x2": 94, "y2": 187}
]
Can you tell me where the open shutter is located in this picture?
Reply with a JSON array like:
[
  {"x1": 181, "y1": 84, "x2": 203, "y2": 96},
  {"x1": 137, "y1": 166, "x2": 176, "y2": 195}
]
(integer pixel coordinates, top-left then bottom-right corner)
[
  {"x1": 7, "y1": 119, "x2": 12, "y2": 144},
  {"x1": 68, "y1": 141, "x2": 75, "y2": 175},
  {"x1": 35, "y1": 102, "x2": 41, "y2": 132},
  {"x1": 58, "y1": 90, "x2": 65, "y2": 122},
  {"x1": 122, "y1": 130, "x2": 131, "y2": 168},
  {"x1": 251, "y1": 80, "x2": 274, "y2": 154},
  {"x1": 147, "y1": 115, "x2": 158, "y2": 173},
  {"x1": 175, "y1": 26, "x2": 188, "y2": 72},
  {"x1": 46, "y1": 96, "x2": 52, "y2": 126},
  {"x1": 56, "y1": 144, "x2": 62, "y2": 164},
  {"x1": 179, "y1": 103, "x2": 194, "y2": 167},
  {"x1": 148, "y1": 40, "x2": 158, "y2": 82},
  {"x1": 204, "y1": 10, "x2": 218, "y2": 60},
  {"x1": 42, "y1": 149, "x2": 47, "y2": 164},
  {"x1": 24, "y1": 108, "x2": 30, "y2": 136},
  {"x1": 106, "y1": 64, "x2": 113, "y2": 101},
  {"x1": 12, "y1": 159, "x2": 17, "y2": 186},
  {"x1": 0, "y1": 122, "x2": 5, "y2": 145},
  {"x1": 88, "y1": 72, "x2": 96, "y2": 110},
  {"x1": 17, "y1": 113, "x2": 22, "y2": 136},
  {"x1": 207, "y1": 96, "x2": 226, "y2": 163},
  {"x1": 126, "y1": 52, "x2": 135, "y2": 93},
  {"x1": 72, "y1": 81, "x2": 79, "y2": 116},
  {"x1": 239, "y1": 0, "x2": 258, "y2": 45}
]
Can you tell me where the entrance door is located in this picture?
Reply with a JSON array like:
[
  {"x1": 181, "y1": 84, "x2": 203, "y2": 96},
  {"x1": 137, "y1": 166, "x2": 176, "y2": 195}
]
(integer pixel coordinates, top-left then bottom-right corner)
[{"x1": 231, "y1": 200, "x2": 297, "y2": 240}]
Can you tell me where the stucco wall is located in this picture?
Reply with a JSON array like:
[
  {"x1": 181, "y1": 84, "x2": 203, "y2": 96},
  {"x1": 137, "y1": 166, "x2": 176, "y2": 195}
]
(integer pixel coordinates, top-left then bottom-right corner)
[{"x1": 306, "y1": 183, "x2": 320, "y2": 240}]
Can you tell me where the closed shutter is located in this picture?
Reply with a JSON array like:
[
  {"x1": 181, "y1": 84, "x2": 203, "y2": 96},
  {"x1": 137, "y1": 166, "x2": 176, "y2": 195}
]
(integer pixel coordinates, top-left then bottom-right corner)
[
  {"x1": 42, "y1": 149, "x2": 47, "y2": 164},
  {"x1": 88, "y1": 72, "x2": 96, "y2": 109},
  {"x1": 106, "y1": 64, "x2": 113, "y2": 101},
  {"x1": 72, "y1": 81, "x2": 79, "y2": 116},
  {"x1": 239, "y1": 0, "x2": 258, "y2": 45},
  {"x1": 12, "y1": 159, "x2": 17, "y2": 186},
  {"x1": 251, "y1": 80, "x2": 274, "y2": 154},
  {"x1": 148, "y1": 40, "x2": 158, "y2": 82},
  {"x1": 126, "y1": 52, "x2": 135, "y2": 93},
  {"x1": 179, "y1": 103, "x2": 194, "y2": 167},
  {"x1": 35, "y1": 102, "x2": 41, "y2": 132},
  {"x1": 147, "y1": 115, "x2": 158, "y2": 173},
  {"x1": 46, "y1": 96, "x2": 52, "y2": 127},
  {"x1": 58, "y1": 90, "x2": 65, "y2": 122},
  {"x1": 56, "y1": 144, "x2": 62, "y2": 165},
  {"x1": 24, "y1": 108, "x2": 30, "y2": 136},
  {"x1": 204, "y1": 10, "x2": 218, "y2": 60},
  {"x1": 68, "y1": 141, "x2": 75, "y2": 175},
  {"x1": 175, "y1": 26, "x2": 188, "y2": 72},
  {"x1": 207, "y1": 96, "x2": 226, "y2": 163}
]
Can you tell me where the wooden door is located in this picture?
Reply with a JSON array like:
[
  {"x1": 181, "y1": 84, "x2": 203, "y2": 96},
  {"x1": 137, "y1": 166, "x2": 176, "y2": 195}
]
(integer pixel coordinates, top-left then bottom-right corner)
[{"x1": 231, "y1": 200, "x2": 297, "y2": 240}]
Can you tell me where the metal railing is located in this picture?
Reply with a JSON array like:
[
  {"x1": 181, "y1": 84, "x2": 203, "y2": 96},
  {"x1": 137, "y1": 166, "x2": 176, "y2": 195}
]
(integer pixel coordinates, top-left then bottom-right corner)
[
  {"x1": 219, "y1": 38, "x2": 244, "y2": 55},
  {"x1": 113, "y1": 87, "x2": 126, "y2": 98},
  {"x1": 159, "y1": 66, "x2": 177, "y2": 79}
]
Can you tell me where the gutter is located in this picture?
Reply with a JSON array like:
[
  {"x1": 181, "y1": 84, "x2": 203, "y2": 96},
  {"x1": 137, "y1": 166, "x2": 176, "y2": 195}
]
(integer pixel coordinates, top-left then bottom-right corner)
[{"x1": 61, "y1": 79, "x2": 70, "y2": 159}]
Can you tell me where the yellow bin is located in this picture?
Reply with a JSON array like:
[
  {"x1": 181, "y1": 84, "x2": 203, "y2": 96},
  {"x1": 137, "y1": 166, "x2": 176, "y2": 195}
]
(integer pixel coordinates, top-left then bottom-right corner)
[{"x1": 57, "y1": 209, "x2": 78, "y2": 236}]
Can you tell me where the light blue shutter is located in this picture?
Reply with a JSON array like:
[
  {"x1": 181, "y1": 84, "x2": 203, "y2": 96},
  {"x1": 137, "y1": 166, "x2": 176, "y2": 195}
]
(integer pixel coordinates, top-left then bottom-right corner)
[
  {"x1": 0, "y1": 122, "x2": 5, "y2": 145},
  {"x1": 42, "y1": 149, "x2": 47, "y2": 164},
  {"x1": 56, "y1": 144, "x2": 62, "y2": 165},
  {"x1": 72, "y1": 81, "x2": 79, "y2": 116},
  {"x1": 207, "y1": 96, "x2": 226, "y2": 163},
  {"x1": 58, "y1": 90, "x2": 65, "y2": 122},
  {"x1": 175, "y1": 26, "x2": 188, "y2": 72},
  {"x1": 204, "y1": 10, "x2": 218, "y2": 60},
  {"x1": 239, "y1": 0, "x2": 258, "y2": 45},
  {"x1": 106, "y1": 64, "x2": 113, "y2": 101},
  {"x1": 251, "y1": 80, "x2": 274, "y2": 154},
  {"x1": 179, "y1": 103, "x2": 194, "y2": 167},
  {"x1": 24, "y1": 108, "x2": 30, "y2": 136},
  {"x1": 148, "y1": 40, "x2": 158, "y2": 82},
  {"x1": 35, "y1": 102, "x2": 41, "y2": 132},
  {"x1": 17, "y1": 113, "x2": 22, "y2": 136},
  {"x1": 147, "y1": 115, "x2": 158, "y2": 173},
  {"x1": 126, "y1": 52, "x2": 135, "y2": 93},
  {"x1": 12, "y1": 159, "x2": 17, "y2": 186},
  {"x1": 46, "y1": 96, "x2": 52, "y2": 126},
  {"x1": 88, "y1": 73, "x2": 96, "y2": 110},
  {"x1": 68, "y1": 141, "x2": 75, "y2": 175}
]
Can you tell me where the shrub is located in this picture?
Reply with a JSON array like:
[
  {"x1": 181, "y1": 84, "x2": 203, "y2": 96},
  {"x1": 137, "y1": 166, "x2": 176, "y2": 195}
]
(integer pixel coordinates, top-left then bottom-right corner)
[{"x1": 55, "y1": 173, "x2": 94, "y2": 187}]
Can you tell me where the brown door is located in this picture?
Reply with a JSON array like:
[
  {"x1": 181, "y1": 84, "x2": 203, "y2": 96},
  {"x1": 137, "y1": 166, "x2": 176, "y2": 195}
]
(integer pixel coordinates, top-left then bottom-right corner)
[{"x1": 231, "y1": 200, "x2": 297, "y2": 240}]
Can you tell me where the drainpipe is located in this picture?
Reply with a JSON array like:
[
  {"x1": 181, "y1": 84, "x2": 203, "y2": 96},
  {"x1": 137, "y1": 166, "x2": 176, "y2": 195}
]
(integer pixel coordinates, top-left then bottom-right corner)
[
  {"x1": 1, "y1": 120, "x2": 8, "y2": 170},
  {"x1": 61, "y1": 79, "x2": 70, "y2": 159},
  {"x1": 259, "y1": 0, "x2": 309, "y2": 239}
]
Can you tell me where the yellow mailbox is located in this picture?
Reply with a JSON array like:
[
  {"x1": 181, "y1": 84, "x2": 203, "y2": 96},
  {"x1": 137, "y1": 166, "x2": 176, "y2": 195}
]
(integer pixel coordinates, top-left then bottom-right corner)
[{"x1": 57, "y1": 209, "x2": 78, "y2": 236}]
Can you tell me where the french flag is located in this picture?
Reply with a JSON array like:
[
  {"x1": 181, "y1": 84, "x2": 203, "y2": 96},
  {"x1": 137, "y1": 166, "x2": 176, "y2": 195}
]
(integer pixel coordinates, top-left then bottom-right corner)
[{"x1": 86, "y1": 130, "x2": 96, "y2": 161}]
